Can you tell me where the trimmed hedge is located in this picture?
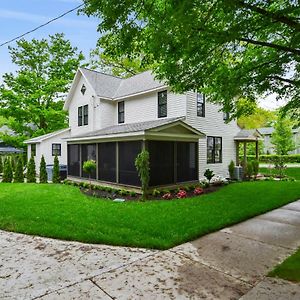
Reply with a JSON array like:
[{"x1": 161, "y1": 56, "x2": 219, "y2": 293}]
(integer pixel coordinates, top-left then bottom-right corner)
[{"x1": 240, "y1": 154, "x2": 300, "y2": 163}]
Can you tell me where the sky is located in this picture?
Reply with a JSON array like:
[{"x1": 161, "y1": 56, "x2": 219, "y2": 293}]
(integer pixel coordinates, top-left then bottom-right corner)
[
  {"x1": 0, "y1": 0, "x2": 99, "y2": 78},
  {"x1": 0, "y1": 0, "x2": 285, "y2": 110}
]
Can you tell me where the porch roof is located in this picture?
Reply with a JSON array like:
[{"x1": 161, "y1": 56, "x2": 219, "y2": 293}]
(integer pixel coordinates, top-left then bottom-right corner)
[
  {"x1": 234, "y1": 129, "x2": 262, "y2": 142},
  {"x1": 66, "y1": 118, "x2": 205, "y2": 143}
]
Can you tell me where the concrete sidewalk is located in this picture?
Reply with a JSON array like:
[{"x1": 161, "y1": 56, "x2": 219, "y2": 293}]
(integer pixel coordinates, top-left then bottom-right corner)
[{"x1": 1, "y1": 200, "x2": 300, "y2": 299}]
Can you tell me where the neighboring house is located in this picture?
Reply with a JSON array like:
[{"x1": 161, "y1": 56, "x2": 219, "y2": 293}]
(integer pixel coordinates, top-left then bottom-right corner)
[
  {"x1": 24, "y1": 128, "x2": 70, "y2": 170},
  {"x1": 25, "y1": 67, "x2": 250, "y2": 186},
  {"x1": 0, "y1": 125, "x2": 23, "y2": 155},
  {"x1": 258, "y1": 127, "x2": 300, "y2": 155}
]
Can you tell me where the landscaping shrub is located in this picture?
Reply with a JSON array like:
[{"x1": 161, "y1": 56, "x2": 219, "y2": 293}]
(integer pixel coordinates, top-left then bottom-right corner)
[
  {"x1": 252, "y1": 160, "x2": 259, "y2": 179},
  {"x1": 228, "y1": 160, "x2": 235, "y2": 179},
  {"x1": 194, "y1": 187, "x2": 204, "y2": 195},
  {"x1": 39, "y1": 155, "x2": 48, "y2": 183},
  {"x1": 135, "y1": 149, "x2": 150, "y2": 200},
  {"x1": 245, "y1": 161, "x2": 253, "y2": 179},
  {"x1": 82, "y1": 159, "x2": 96, "y2": 190},
  {"x1": 152, "y1": 189, "x2": 160, "y2": 197},
  {"x1": 0, "y1": 156, "x2": 3, "y2": 174},
  {"x1": 241, "y1": 154, "x2": 300, "y2": 164},
  {"x1": 204, "y1": 169, "x2": 215, "y2": 183},
  {"x1": 177, "y1": 189, "x2": 187, "y2": 198},
  {"x1": 14, "y1": 157, "x2": 24, "y2": 183},
  {"x1": 27, "y1": 156, "x2": 36, "y2": 183},
  {"x1": 52, "y1": 156, "x2": 61, "y2": 184},
  {"x1": 11, "y1": 157, "x2": 16, "y2": 173},
  {"x1": 162, "y1": 192, "x2": 172, "y2": 200},
  {"x1": 2, "y1": 157, "x2": 13, "y2": 183}
]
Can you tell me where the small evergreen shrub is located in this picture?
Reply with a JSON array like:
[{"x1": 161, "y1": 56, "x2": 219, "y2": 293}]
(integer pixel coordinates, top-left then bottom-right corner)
[
  {"x1": 27, "y1": 156, "x2": 36, "y2": 183},
  {"x1": 14, "y1": 157, "x2": 24, "y2": 183},
  {"x1": 204, "y1": 169, "x2": 215, "y2": 183},
  {"x1": 228, "y1": 160, "x2": 235, "y2": 179},
  {"x1": 2, "y1": 157, "x2": 13, "y2": 183},
  {"x1": 39, "y1": 155, "x2": 48, "y2": 183},
  {"x1": 52, "y1": 156, "x2": 61, "y2": 183},
  {"x1": 135, "y1": 150, "x2": 150, "y2": 201},
  {"x1": 82, "y1": 159, "x2": 96, "y2": 189},
  {"x1": 11, "y1": 157, "x2": 16, "y2": 173},
  {"x1": 252, "y1": 160, "x2": 259, "y2": 179},
  {"x1": 0, "y1": 156, "x2": 3, "y2": 174}
]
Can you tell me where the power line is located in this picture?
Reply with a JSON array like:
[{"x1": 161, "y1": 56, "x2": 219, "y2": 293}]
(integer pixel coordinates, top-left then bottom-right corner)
[{"x1": 0, "y1": 4, "x2": 84, "y2": 48}]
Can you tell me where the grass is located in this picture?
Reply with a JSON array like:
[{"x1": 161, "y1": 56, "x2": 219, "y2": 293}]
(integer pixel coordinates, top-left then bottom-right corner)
[
  {"x1": 259, "y1": 167, "x2": 300, "y2": 180},
  {"x1": 269, "y1": 248, "x2": 300, "y2": 282},
  {"x1": 0, "y1": 181, "x2": 300, "y2": 249}
]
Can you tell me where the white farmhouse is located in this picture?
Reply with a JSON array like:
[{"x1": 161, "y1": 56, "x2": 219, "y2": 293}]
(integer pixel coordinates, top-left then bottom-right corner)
[{"x1": 25, "y1": 68, "x2": 257, "y2": 186}]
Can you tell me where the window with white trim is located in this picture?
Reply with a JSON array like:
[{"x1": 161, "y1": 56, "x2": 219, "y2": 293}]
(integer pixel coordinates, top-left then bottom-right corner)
[
  {"x1": 52, "y1": 144, "x2": 61, "y2": 156},
  {"x1": 158, "y1": 90, "x2": 167, "y2": 118},
  {"x1": 207, "y1": 136, "x2": 222, "y2": 163},
  {"x1": 197, "y1": 93, "x2": 205, "y2": 117}
]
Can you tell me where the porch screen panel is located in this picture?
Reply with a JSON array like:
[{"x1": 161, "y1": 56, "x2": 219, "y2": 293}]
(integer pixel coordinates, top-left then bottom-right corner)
[
  {"x1": 149, "y1": 141, "x2": 174, "y2": 186},
  {"x1": 81, "y1": 144, "x2": 96, "y2": 179},
  {"x1": 98, "y1": 142, "x2": 116, "y2": 182},
  {"x1": 118, "y1": 141, "x2": 141, "y2": 186},
  {"x1": 68, "y1": 144, "x2": 80, "y2": 177},
  {"x1": 177, "y1": 142, "x2": 198, "y2": 182}
]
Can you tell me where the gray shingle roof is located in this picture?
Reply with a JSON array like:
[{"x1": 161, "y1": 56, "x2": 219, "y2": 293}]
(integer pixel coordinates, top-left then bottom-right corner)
[
  {"x1": 80, "y1": 68, "x2": 165, "y2": 99},
  {"x1": 234, "y1": 129, "x2": 262, "y2": 141},
  {"x1": 24, "y1": 128, "x2": 70, "y2": 144},
  {"x1": 70, "y1": 117, "x2": 186, "y2": 139}
]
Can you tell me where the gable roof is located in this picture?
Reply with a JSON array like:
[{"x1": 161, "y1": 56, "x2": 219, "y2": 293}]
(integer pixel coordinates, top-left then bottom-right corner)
[
  {"x1": 234, "y1": 129, "x2": 262, "y2": 141},
  {"x1": 24, "y1": 128, "x2": 70, "y2": 144},
  {"x1": 64, "y1": 68, "x2": 166, "y2": 109},
  {"x1": 67, "y1": 117, "x2": 204, "y2": 142}
]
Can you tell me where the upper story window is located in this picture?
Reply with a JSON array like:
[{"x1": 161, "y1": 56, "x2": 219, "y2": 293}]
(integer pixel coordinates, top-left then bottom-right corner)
[
  {"x1": 52, "y1": 144, "x2": 61, "y2": 156},
  {"x1": 197, "y1": 93, "x2": 205, "y2": 117},
  {"x1": 31, "y1": 144, "x2": 36, "y2": 157},
  {"x1": 223, "y1": 112, "x2": 230, "y2": 121},
  {"x1": 118, "y1": 101, "x2": 125, "y2": 124},
  {"x1": 158, "y1": 90, "x2": 167, "y2": 118},
  {"x1": 81, "y1": 84, "x2": 86, "y2": 95},
  {"x1": 207, "y1": 136, "x2": 222, "y2": 164},
  {"x1": 78, "y1": 105, "x2": 88, "y2": 126}
]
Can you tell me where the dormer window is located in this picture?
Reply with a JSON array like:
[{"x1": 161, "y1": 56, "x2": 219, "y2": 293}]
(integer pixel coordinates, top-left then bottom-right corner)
[{"x1": 81, "y1": 84, "x2": 86, "y2": 95}]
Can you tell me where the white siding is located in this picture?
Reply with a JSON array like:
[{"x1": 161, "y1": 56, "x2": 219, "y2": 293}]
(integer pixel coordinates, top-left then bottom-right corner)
[{"x1": 185, "y1": 92, "x2": 240, "y2": 178}]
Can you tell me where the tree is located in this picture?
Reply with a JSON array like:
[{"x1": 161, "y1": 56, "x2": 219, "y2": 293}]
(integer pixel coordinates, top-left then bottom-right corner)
[
  {"x1": 0, "y1": 156, "x2": 3, "y2": 174},
  {"x1": 14, "y1": 157, "x2": 24, "y2": 183},
  {"x1": 89, "y1": 48, "x2": 152, "y2": 78},
  {"x1": 271, "y1": 116, "x2": 295, "y2": 155},
  {"x1": 52, "y1": 156, "x2": 61, "y2": 183},
  {"x1": 82, "y1": 0, "x2": 300, "y2": 121},
  {"x1": 0, "y1": 34, "x2": 84, "y2": 148},
  {"x1": 2, "y1": 157, "x2": 13, "y2": 183},
  {"x1": 27, "y1": 156, "x2": 36, "y2": 183},
  {"x1": 135, "y1": 150, "x2": 150, "y2": 200},
  {"x1": 82, "y1": 160, "x2": 96, "y2": 190},
  {"x1": 39, "y1": 155, "x2": 48, "y2": 184},
  {"x1": 204, "y1": 169, "x2": 215, "y2": 184}
]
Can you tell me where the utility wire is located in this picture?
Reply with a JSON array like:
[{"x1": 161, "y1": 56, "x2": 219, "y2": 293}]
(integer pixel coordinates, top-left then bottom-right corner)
[{"x1": 0, "y1": 4, "x2": 84, "y2": 48}]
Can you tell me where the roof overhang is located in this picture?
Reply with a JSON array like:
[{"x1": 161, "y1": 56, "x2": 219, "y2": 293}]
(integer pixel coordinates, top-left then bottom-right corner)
[
  {"x1": 234, "y1": 129, "x2": 263, "y2": 142},
  {"x1": 24, "y1": 128, "x2": 70, "y2": 144}
]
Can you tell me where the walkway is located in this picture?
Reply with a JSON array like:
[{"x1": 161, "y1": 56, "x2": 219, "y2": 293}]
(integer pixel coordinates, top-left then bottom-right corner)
[{"x1": 1, "y1": 200, "x2": 300, "y2": 299}]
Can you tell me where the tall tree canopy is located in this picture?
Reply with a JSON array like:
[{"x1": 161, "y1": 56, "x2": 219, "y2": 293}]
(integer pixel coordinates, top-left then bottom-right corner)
[
  {"x1": 82, "y1": 0, "x2": 300, "y2": 120},
  {"x1": 0, "y1": 33, "x2": 84, "y2": 148}
]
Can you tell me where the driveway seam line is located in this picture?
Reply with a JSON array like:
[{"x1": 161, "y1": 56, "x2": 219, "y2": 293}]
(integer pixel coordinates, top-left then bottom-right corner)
[{"x1": 89, "y1": 278, "x2": 115, "y2": 299}]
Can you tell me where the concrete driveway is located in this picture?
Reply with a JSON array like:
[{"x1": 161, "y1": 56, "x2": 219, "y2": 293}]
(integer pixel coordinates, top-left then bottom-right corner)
[{"x1": 1, "y1": 200, "x2": 300, "y2": 299}]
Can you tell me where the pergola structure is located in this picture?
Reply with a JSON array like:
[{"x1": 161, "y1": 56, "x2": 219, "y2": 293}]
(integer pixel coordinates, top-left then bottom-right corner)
[{"x1": 234, "y1": 129, "x2": 263, "y2": 166}]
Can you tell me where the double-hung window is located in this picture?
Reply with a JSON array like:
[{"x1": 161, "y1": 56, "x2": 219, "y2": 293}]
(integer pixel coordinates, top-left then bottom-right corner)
[
  {"x1": 78, "y1": 105, "x2": 88, "y2": 126},
  {"x1": 197, "y1": 93, "x2": 205, "y2": 117},
  {"x1": 52, "y1": 144, "x2": 61, "y2": 156},
  {"x1": 158, "y1": 90, "x2": 167, "y2": 118},
  {"x1": 118, "y1": 101, "x2": 125, "y2": 124},
  {"x1": 207, "y1": 136, "x2": 222, "y2": 163}
]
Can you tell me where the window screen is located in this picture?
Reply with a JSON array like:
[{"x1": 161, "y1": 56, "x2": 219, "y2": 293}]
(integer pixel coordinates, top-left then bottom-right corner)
[
  {"x1": 118, "y1": 101, "x2": 125, "y2": 124},
  {"x1": 81, "y1": 144, "x2": 96, "y2": 179},
  {"x1": 149, "y1": 141, "x2": 174, "y2": 186},
  {"x1": 98, "y1": 142, "x2": 117, "y2": 182},
  {"x1": 68, "y1": 144, "x2": 80, "y2": 176},
  {"x1": 118, "y1": 141, "x2": 141, "y2": 186},
  {"x1": 158, "y1": 91, "x2": 167, "y2": 118},
  {"x1": 177, "y1": 142, "x2": 198, "y2": 182}
]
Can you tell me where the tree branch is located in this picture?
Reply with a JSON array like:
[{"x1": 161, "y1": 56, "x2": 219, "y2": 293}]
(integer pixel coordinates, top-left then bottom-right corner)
[{"x1": 269, "y1": 75, "x2": 300, "y2": 86}]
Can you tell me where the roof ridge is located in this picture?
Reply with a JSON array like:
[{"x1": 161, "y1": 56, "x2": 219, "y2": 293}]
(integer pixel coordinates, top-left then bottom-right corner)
[{"x1": 80, "y1": 67, "x2": 123, "y2": 79}]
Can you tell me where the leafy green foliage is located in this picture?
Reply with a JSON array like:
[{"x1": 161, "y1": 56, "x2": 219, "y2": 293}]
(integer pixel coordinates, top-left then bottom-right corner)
[
  {"x1": 39, "y1": 155, "x2": 48, "y2": 184},
  {"x1": 83, "y1": 160, "x2": 97, "y2": 175},
  {"x1": 82, "y1": 0, "x2": 300, "y2": 120},
  {"x1": 52, "y1": 156, "x2": 60, "y2": 184},
  {"x1": 0, "y1": 34, "x2": 84, "y2": 148},
  {"x1": 242, "y1": 154, "x2": 300, "y2": 163},
  {"x1": 228, "y1": 160, "x2": 235, "y2": 179},
  {"x1": 135, "y1": 150, "x2": 150, "y2": 200},
  {"x1": 252, "y1": 160, "x2": 259, "y2": 179},
  {"x1": 0, "y1": 181, "x2": 299, "y2": 249},
  {"x1": 27, "y1": 156, "x2": 36, "y2": 183},
  {"x1": 271, "y1": 116, "x2": 295, "y2": 155},
  {"x1": 0, "y1": 156, "x2": 3, "y2": 174},
  {"x1": 2, "y1": 157, "x2": 13, "y2": 183},
  {"x1": 14, "y1": 157, "x2": 24, "y2": 183},
  {"x1": 204, "y1": 169, "x2": 215, "y2": 183}
]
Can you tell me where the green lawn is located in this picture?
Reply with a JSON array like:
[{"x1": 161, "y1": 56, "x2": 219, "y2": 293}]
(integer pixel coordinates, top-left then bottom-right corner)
[
  {"x1": 0, "y1": 181, "x2": 299, "y2": 249},
  {"x1": 259, "y1": 167, "x2": 300, "y2": 180},
  {"x1": 269, "y1": 248, "x2": 300, "y2": 282}
]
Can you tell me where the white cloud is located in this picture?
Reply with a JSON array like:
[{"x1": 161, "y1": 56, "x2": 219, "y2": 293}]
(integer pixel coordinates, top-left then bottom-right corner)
[
  {"x1": 0, "y1": 8, "x2": 97, "y2": 29},
  {"x1": 258, "y1": 94, "x2": 287, "y2": 110}
]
